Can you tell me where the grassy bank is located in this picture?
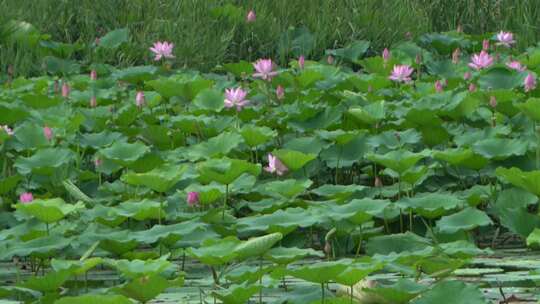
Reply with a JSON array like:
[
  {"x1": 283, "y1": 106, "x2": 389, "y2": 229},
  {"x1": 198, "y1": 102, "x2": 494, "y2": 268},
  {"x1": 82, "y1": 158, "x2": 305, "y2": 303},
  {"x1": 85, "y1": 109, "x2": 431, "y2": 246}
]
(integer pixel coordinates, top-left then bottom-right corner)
[{"x1": 0, "y1": 0, "x2": 539, "y2": 75}]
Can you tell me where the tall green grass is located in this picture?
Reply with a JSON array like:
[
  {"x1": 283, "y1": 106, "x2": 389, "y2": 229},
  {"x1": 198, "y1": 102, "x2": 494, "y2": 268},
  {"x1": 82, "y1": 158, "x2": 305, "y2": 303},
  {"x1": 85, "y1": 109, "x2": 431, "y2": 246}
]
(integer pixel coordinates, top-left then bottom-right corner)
[{"x1": 0, "y1": 0, "x2": 539, "y2": 76}]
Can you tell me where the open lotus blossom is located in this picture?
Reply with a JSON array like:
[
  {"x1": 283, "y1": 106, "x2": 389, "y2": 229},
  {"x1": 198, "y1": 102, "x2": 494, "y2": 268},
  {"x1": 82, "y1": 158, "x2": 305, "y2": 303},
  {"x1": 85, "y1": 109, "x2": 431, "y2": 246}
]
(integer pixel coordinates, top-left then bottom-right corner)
[
  {"x1": 253, "y1": 59, "x2": 278, "y2": 80},
  {"x1": 276, "y1": 85, "x2": 285, "y2": 100},
  {"x1": 468, "y1": 51, "x2": 494, "y2": 70},
  {"x1": 389, "y1": 65, "x2": 414, "y2": 83},
  {"x1": 19, "y1": 192, "x2": 33, "y2": 203},
  {"x1": 90, "y1": 70, "x2": 97, "y2": 81},
  {"x1": 2, "y1": 125, "x2": 13, "y2": 135},
  {"x1": 90, "y1": 96, "x2": 97, "y2": 107},
  {"x1": 435, "y1": 80, "x2": 444, "y2": 92},
  {"x1": 149, "y1": 41, "x2": 175, "y2": 61},
  {"x1": 264, "y1": 153, "x2": 288, "y2": 176},
  {"x1": 506, "y1": 61, "x2": 526, "y2": 71},
  {"x1": 43, "y1": 126, "x2": 53, "y2": 141},
  {"x1": 463, "y1": 72, "x2": 472, "y2": 80},
  {"x1": 496, "y1": 31, "x2": 515, "y2": 47},
  {"x1": 187, "y1": 191, "x2": 200, "y2": 206},
  {"x1": 224, "y1": 87, "x2": 249, "y2": 111},
  {"x1": 382, "y1": 48, "x2": 390, "y2": 62},
  {"x1": 489, "y1": 96, "x2": 497, "y2": 108},
  {"x1": 452, "y1": 48, "x2": 460, "y2": 64},
  {"x1": 298, "y1": 55, "x2": 305, "y2": 69},
  {"x1": 468, "y1": 83, "x2": 477, "y2": 92},
  {"x1": 136, "y1": 91, "x2": 145, "y2": 108},
  {"x1": 482, "y1": 39, "x2": 490, "y2": 51},
  {"x1": 524, "y1": 73, "x2": 537, "y2": 92},
  {"x1": 246, "y1": 10, "x2": 256, "y2": 22},
  {"x1": 61, "y1": 82, "x2": 70, "y2": 98}
]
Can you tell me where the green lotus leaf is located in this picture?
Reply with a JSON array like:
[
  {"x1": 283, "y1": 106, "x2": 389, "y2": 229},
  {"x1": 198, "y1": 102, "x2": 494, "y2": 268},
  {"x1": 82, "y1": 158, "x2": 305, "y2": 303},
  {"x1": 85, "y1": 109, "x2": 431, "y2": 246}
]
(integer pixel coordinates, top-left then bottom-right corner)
[
  {"x1": 311, "y1": 184, "x2": 366, "y2": 200},
  {"x1": 121, "y1": 163, "x2": 187, "y2": 192},
  {"x1": 516, "y1": 97, "x2": 540, "y2": 122},
  {"x1": 367, "y1": 149, "x2": 430, "y2": 174},
  {"x1": 287, "y1": 260, "x2": 347, "y2": 284},
  {"x1": 495, "y1": 167, "x2": 540, "y2": 196},
  {"x1": 15, "y1": 147, "x2": 75, "y2": 176},
  {"x1": 117, "y1": 199, "x2": 163, "y2": 221},
  {"x1": 21, "y1": 93, "x2": 63, "y2": 109},
  {"x1": 116, "y1": 274, "x2": 183, "y2": 303},
  {"x1": 366, "y1": 232, "x2": 433, "y2": 255},
  {"x1": 15, "y1": 198, "x2": 85, "y2": 223},
  {"x1": 264, "y1": 247, "x2": 324, "y2": 264},
  {"x1": 328, "y1": 40, "x2": 370, "y2": 63},
  {"x1": 131, "y1": 221, "x2": 206, "y2": 245},
  {"x1": 234, "y1": 232, "x2": 283, "y2": 260},
  {"x1": 108, "y1": 256, "x2": 174, "y2": 279},
  {"x1": 21, "y1": 269, "x2": 72, "y2": 293},
  {"x1": 97, "y1": 27, "x2": 129, "y2": 49},
  {"x1": 433, "y1": 148, "x2": 488, "y2": 170},
  {"x1": 334, "y1": 258, "x2": 384, "y2": 286},
  {"x1": 79, "y1": 131, "x2": 124, "y2": 148},
  {"x1": 397, "y1": 192, "x2": 464, "y2": 219},
  {"x1": 367, "y1": 129, "x2": 421, "y2": 150},
  {"x1": 193, "y1": 88, "x2": 224, "y2": 111},
  {"x1": 186, "y1": 236, "x2": 240, "y2": 266},
  {"x1": 272, "y1": 149, "x2": 317, "y2": 171},
  {"x1": 0, "y1": 174, "x2": 22, "y2": 195},
  {"x1": 182, "y1": 184, "x2": 223, "y2": 205},
  {"x1": 197, "y1": 157, "x2": 261, "y2": 185},
  {"x1": 348, "y1": 101, "x2": 385, "y2": 125},
  {"x1": 320, "y1": 134, "x2": 371, "y2": 168},
  {"x1": 237, "y1": 208, "x2": 318, "y2": 235},
  {"x1": 212, "y1": 283, "x2": 261, "y2": 304},
  {"x1": 99, "y1": 141, "x2": 150, "y2": 166},
  {"x1": 478, "y1": 66, "x2": 523, "y2": 90},
  {"x1": 13, "y1": 122, "x2": 52, "y2": 150},
  {"x1": 526, "y1": 228, "x2": 540, "y2": 249},
  {"x1": 439, "y1": 241, "x2": 491, "y2": 259},
  {"x1": 0, "y1": 235, "x2": 73, "y2": 260},
  {"x1": 256, "y1": 179, "x2": 312, "y2": 199},
  {"x1": 112, "y1": 66, "x2": 157, "y2": 83},
  {"x1": 223, "y1": 60, "x2": 254, "y2": 78},
  {"x1": 55, "y1": 294, "x2": 132, "y2": 304},
  {"x1": 436, "y1": 208, "x2": 493, "y2": 233},
  {"x1": 410, "y1": 280, "x2": 488, "y2": 304},
  {"x1": 240, "y1": 125, "x2": 277, "y2": 147},
  {"x1": 0, "y1": 102, "x2": 29, "y2": 125},
  {"x1": 472, "y1": 138, "x2": 528, "y2": 159},
  {"x1": 312, "y1": 201, "x2": 372, "y2": 224},
  {"x1": 364, "y1": 278, "x2": 428, "y2": 304},
  {"x1": 184, "y1": 132, "x2": 243, "y2": 161},
  {"x1": 51, "y1": 257, "x2": 103, "y2": 275}
]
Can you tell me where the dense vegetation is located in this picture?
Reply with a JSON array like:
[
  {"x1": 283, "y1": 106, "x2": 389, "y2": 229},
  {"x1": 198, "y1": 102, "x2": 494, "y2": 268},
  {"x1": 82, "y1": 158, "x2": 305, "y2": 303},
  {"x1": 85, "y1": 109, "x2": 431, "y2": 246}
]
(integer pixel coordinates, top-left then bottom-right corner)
[{"x1": 2, "y1": 3, "x2": 540, "y2": 304}]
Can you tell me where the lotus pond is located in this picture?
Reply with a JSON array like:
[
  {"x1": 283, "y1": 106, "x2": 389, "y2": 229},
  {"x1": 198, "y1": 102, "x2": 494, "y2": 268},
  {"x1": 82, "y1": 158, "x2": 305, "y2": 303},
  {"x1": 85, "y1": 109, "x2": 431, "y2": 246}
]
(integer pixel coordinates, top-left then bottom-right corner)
[{"x1": 1, "y1": 29, "x2": 540, "y2": 304}]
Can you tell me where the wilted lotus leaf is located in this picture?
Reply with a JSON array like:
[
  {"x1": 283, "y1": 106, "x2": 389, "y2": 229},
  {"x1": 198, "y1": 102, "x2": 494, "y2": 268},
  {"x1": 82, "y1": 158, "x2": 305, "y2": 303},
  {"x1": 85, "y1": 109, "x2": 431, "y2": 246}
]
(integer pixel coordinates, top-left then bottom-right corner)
[
  {"x1": 435, "y1": 208, "x2": 492, "y2": 234},
  {"x1": 367, "y1": 150, "x2": 430, "y2": 175},
  {"x1": 264, "y1": 247, "x2": 324, "y2": 264},
  {"x1": 186, "y1": 236, "x2": 240, "y2": 266},
  {"x1": 212, "y1": 283, "x2": 262, "y2": 304},
  {"x1": 15, "y1": 198, "x2": 84, "y2": 223},
  {"x1": 197, "y1": 157, "x2": 261, "y2": 185},
  {"x1": 496, "y1": 167, "x2": 540, "y2": 196},
  {"x1": 397, "y1": 192, "x2": 464, "y2": 219},
  {"x1": 121, "y1": 163, "x2": 187, "y2": 192}
]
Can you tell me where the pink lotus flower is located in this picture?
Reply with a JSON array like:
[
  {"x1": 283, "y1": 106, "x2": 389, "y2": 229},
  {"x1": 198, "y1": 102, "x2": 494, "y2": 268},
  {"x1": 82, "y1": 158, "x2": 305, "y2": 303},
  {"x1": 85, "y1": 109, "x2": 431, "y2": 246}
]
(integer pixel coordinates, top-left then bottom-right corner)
[
  {"x1": 136, "y1": 91, "x2": 145, "y2": 108},
  {"x1": 61, "y1": 82, "x2": 70, "y2": 98},
  {"x1": 389, "y1": 65, "x2": 414, "y2": 83},
  {"x1": 264, "y1": 154, "x2": 288, "y2": 176},
  {"x1": 524, "y1": 73, "x2": 537, "y2": 92},
  {"x1": 224, "y1": 87, "x2": 249, "y2": 111},
  {"x1": 1, "y1": 125, "x2": 13, "y2": 136},
  {"x1": 452, "y1": 48, "x2": 460, "y2": 64},
  {"x1": 149, "y1": 41, "x2": 175, "y2": 61},
  {"x1": 468, "y1": 51, "x2": 494, "y2": 70},
  {"x1": 327, "y1": 55, "x2": 334, "y2": 65},
  {"x1": 496, "y1": 31, "x2": 515, "y2": 47},
  {"x1": 298, "y1": 55, "x2": 305, "y2": 69},
  {"x1": 468, "y1": 83, "x2": 477, "y2": 92},
  {"x1": 90, "y1": 96, "x2": 97, "y2": 107},
  {"x1": 246, "y1": 10, "x2": 256, "y2": 23},
  {"x1": 464, "y1": 72, "x2": 472, "y2": 80},
  {"x1": 482, "y1": 39, "x2": 490, "y2": 51},
  {"x1": 90, "y1": 70, "x2": 97, "y2": 81},
  {"x1": 489, "y1": 96, "x2": 497, "y2": 108},
  {"x1": 382, "y1": 48, "x2": 390, "y2": 62},
  {"x1": 253, "y1": 59, "x2": 278, "y2": 80},
  {"x1": 435, "y1": 80, "x2": 443, "y2": 92},
  {"x1": 43, "y1": 126, "x2": 53, "y2": 141},
  {"x1": 187, "y1": 191, "x2": 199, "y2": 206},
  {"x1": 19, "y1": 192, "x2": 33, "y2": 203},
  {"x1": 506, "y1": 61, "x2": 526, "y2": 71},
  {"x1": 276, "y1": 85, "x2": 285, "y2": 100}
]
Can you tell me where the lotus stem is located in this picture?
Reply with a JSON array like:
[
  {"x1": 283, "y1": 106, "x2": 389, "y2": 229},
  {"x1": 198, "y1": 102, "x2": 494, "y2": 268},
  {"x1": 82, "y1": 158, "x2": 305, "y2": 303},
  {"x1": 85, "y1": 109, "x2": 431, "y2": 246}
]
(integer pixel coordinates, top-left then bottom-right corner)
[
  {"x1": 259, "y1": 257, "x2": 263, "y2": 304},
  {"x1": 321, "y1": 283, "x2": 326, "y2": 303},
  {"x1": 222, "y1": 184, "x2": 229, "y2": 220}
]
